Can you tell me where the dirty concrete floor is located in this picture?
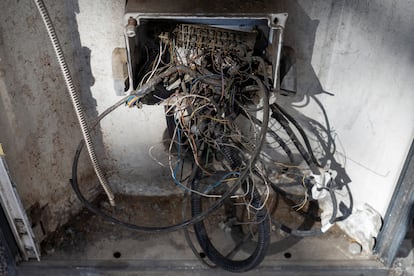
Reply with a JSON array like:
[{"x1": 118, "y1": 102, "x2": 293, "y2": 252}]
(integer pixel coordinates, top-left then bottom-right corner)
[
  {"x1": 37, "y1": 193, "x2": 381, "y2": 265},
  {"x1": 15, "y1": 193, "x2": 410, "y2": 275}
]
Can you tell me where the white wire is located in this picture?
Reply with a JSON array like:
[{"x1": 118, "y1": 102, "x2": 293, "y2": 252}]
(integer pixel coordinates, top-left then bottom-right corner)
[{"x1": 146, "y1": 41, "x2": 164, "y2": 83}]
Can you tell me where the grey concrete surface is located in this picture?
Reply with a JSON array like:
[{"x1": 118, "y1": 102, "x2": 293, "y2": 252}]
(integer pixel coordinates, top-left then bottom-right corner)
[
  {"x1": 281, "y1": 0, "x2": 414, "y2": 216},
  {"x1": 32, "y1": 208, "x2": 391, "y2": 275},
  {"x1": 0, "y1": 0, "x2": 102, "y2": 233},
  {"x1": 0, "y1": 0, "x2": 413, "y2": 246}
]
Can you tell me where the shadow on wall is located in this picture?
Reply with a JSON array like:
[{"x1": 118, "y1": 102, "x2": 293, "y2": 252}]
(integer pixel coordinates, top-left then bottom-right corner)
[
  {"x1": 265, "y1": 0, "x2": 353, "y2": 255},
  {"x1": 0, "y1": 0, "x2": 107, "y2": 235},
  {"x1": 280, "y1": 0, "x2": 352, "y2": 197},
  {"x1": 51, "y1": 0, "x2": 108, "y2": 214},
  {"x1": 36, "y1": 0, "x2": 108, "y2": 233}
]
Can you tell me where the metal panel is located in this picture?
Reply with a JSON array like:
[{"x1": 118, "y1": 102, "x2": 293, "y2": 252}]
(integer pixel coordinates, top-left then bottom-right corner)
[
  {"x1": 374, "y1": 140, "x2": 414, "y2": 266},
  {"x1": 125, "y1": 0, "x2": 284, "y2": 15},
  {"x1": 0, "y1": 145, "x2": 40, "y2": 260},
  {"x1": 124, "y1": 0, "x2": 288, "y2": 90},
  {"x1": 16, "y1": 259, "x2": 392, "y2": 276}
]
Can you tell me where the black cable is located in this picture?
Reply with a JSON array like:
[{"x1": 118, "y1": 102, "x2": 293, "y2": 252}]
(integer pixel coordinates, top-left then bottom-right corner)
[
  {"x1": 269, "y1": 182, "x2": 305, "y2": 201},
  {"x1": 333, "y1": 182, "x2": 353, "y2": 222},
  {"x1": 72, "y1": 124, "x2": 251, "y2": 233},
  {"x1": 271, "y1": 218, "x2": 322, "y2": 237},
  {"x1": 274, "y1": 103, "x2": 320, "y2": 167},
  {"x1": 191, "y1": 173, "x2": 270, "y2": 272},
  {"x1": 328, "y1": 187, "x2": 338, "y2": 224},
  {"x1": 182, "y1": 192, "x2": 217, "y2": 269},
  {"x1": 268, "y1": 181, "x2": 323, "y2": 237},
  {"x1": 183, "y1": 227, "x2": 217, "y2": 268},
  {"x1": 269, "y1": 183, "x2": 321, "y2": 221},
  {"x1": 269, "y1": 177, "x2": 338, "y2": 234},
  {"x1": 245, "y1": 114, "x2": 295, "y2": 163},
  {"x1": 71, "y1": 73, "x2": 270, "y2": 233},
  {"x1": 271, "y1": 106, "x2": 320, "y2": 175},
  {"x1": 265, "y1": 105, "x2": 340, "y2": 235},
  {"x1": 268, "y1": 180, "x2": 339, "y2": 235},
  {"x1": 190, "y1": 76, "x2": 270, "y2": 272},
  {"x1": 267, "y1": 190, "x2": 323, "y2": 238}
]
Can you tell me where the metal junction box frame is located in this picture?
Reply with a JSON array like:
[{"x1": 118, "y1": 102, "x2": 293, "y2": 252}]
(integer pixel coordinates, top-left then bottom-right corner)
[{"x1": 123, "y1": 0, "x2": 288, "y2": 91}]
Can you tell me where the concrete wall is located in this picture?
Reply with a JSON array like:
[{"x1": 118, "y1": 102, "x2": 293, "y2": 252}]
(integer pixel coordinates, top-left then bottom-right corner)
[
  {"x1": 73, "y1": 1, "x2": 177, "y2": 196},
  {"x1": 0, "y1": 0, "x2": 101, "y2": 233},
  {"x1": 282, "y1": 0, "x2": 414, "y2": 215},
  {"x1": 0, "y1": 0, "x2": 413, "y2": 234}
]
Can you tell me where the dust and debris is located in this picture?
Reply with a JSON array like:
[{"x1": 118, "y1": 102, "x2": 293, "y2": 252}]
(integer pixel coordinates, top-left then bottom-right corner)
[
  {"x1": 40, "y1": 191, "x2": 368, "y2": 263},
  {"x1": 40, "y1": 190, "x2": 315, "y2": 255},
  {"x1": 41, "y1": 194, "x2": 189, "y2": 255}
]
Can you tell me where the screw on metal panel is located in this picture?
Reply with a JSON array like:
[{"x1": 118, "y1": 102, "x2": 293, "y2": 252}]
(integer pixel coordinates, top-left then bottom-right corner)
[
  {"x1": 126, "y1": 17, "x2": 137, "y2": 38},
  {"x1": 348, "y1": 241, "x2": 363, "y2": 255}
]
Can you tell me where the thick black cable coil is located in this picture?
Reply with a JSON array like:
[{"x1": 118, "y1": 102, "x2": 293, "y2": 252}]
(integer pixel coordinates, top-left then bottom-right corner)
[
  {"x1": 189, "y1": 77, "x2": 271, "y2": 272},
  {"x1": 191, "y1": 174, "x2": 270, "y2": 272}
]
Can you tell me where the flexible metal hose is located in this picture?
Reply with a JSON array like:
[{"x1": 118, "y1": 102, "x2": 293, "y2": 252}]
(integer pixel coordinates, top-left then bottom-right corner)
[{"x1": 34, "y1": 0, "x2": 115, "y2": 206}]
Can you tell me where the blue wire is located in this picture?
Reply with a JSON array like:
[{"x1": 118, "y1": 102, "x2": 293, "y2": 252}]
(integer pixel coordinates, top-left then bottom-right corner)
[
  {"x1": 203, "y1": 172, "x2": 240, "y2": 193},
  {"x1": 125, "y1": 95, "x2": 135, "y2": 104}
]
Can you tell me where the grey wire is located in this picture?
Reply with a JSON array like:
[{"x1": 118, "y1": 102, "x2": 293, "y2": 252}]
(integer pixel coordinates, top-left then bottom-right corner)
[{"x1": 34, "y1": 0, "x2": 115, "y2": 205}]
